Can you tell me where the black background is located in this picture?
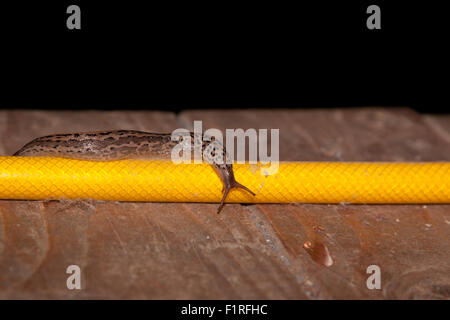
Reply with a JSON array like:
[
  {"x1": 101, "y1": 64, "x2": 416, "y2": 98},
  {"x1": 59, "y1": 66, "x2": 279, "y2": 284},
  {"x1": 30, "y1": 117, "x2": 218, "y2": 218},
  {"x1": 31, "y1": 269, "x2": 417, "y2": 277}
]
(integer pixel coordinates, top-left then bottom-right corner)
[
  {"x1": 1, "y1": 300, "x2": 446, "y2": 318},
  {"x1": 0, "y1": 1, "x2": 448, "y2": 113}
]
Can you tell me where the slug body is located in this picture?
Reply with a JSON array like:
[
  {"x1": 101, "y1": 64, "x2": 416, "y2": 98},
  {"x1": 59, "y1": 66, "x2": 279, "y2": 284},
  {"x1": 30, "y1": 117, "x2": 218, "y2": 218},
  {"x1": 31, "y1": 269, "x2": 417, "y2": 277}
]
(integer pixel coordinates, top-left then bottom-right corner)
[{"x1": 13, "y1": 130, "x2": 255, "y2": 213}]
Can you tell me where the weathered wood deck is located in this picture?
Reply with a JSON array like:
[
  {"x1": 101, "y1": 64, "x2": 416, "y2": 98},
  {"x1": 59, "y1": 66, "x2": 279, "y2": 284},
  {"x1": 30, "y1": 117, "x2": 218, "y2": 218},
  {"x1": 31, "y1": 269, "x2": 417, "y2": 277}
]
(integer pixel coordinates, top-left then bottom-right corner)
[{"x1": 0, "y1": 108, "x2": 449, "y2": 299}]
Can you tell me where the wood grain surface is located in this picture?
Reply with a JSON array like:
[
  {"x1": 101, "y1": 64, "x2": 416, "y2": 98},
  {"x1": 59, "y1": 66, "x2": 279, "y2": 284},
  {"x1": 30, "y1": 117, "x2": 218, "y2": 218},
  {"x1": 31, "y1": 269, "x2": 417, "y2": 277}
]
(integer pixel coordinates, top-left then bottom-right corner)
[{"x1": 0, "y1": 108, "x2": 449, "y2": 299}]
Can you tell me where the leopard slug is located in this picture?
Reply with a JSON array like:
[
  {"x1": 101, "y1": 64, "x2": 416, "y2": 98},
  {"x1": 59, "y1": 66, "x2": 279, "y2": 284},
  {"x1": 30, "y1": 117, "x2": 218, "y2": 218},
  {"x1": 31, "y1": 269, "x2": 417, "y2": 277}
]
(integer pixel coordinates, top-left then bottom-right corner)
[{"x1": 13, "y1": 130, "x2": 255, "y2": 213}]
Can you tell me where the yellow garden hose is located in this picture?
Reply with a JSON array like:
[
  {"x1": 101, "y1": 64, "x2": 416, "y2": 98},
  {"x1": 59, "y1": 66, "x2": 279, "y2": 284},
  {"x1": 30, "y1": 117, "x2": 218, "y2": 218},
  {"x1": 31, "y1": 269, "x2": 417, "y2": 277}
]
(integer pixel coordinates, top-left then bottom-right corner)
[{"x1": 0, "y1": 156, "x2": 449, "y2": 204}]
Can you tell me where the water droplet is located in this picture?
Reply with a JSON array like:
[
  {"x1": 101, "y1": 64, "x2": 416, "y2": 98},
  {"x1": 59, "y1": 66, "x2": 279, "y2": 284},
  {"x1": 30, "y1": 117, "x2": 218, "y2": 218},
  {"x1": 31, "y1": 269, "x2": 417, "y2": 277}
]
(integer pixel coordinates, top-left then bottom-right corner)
[{"x1": 303, "y1": 240, "x2": 334, "y2": 267}]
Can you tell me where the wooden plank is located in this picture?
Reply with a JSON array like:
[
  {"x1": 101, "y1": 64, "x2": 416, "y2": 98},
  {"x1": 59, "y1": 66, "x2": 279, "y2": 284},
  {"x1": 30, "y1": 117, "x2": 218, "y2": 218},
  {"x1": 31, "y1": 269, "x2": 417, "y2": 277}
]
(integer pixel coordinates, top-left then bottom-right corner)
[
  {"x1": 424, "y1": 115, "x2": 450, "y2": 145},
  {"x1": 178, "y1": 107, "x2": 450, "y2": 161},
  {"x1": 0, "y1": 108, "x2": 449, "y2": 299}
]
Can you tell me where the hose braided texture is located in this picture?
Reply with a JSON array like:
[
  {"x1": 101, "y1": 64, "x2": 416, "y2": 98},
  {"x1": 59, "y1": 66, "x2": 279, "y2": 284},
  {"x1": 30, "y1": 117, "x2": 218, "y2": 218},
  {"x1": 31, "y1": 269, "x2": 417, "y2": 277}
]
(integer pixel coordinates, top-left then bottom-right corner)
[{"x1": 0, "y1": 157, "x2": 449, "y2": 204}]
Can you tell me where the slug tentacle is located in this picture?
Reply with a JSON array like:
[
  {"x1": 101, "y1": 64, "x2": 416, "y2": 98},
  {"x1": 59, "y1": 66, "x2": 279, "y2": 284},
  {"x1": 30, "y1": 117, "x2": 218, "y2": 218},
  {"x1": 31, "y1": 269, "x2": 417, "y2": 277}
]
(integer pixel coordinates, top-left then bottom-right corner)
[
  {"x1": 217, "y1": 178, "x2": 256, "y2": 214},
  {"x1": 213, "y1": 163, "x2": 256, "y2": 214}
]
